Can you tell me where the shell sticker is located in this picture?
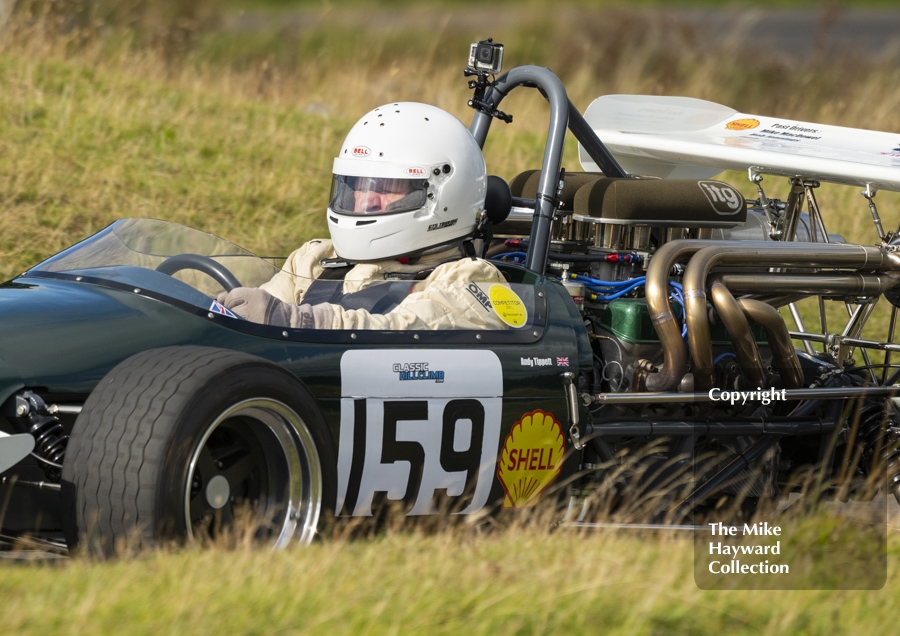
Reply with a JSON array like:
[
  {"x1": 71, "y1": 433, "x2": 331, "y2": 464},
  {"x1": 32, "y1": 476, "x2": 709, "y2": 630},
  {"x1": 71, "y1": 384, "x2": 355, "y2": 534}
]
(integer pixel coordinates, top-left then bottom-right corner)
[
  {"x1": 489, "y1": 285, "x2": 527, "y2": 328},
  {"x1": 725, "y1": 118, "x2": 760, "y2": 131},
  {"x1": 497, "y1": 410, "x2": 566, "y2": 508}
]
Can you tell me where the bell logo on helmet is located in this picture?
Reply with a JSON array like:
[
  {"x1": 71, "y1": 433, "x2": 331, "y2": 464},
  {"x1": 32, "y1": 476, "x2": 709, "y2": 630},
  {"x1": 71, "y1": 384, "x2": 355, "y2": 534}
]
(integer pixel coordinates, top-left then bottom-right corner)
[
  {"x1": 407, "y1": 166, "x2": 426, "y2": 176},
  {"x1": 351, "y1": 146, "x2": 371, "y2": 157}
]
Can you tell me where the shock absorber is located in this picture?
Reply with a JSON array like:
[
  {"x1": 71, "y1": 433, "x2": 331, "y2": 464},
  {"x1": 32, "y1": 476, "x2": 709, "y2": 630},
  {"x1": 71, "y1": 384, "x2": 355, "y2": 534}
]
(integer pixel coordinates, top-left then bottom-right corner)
[{"x1": 12, "y1": 390, "x2": 68, "y2": 481}]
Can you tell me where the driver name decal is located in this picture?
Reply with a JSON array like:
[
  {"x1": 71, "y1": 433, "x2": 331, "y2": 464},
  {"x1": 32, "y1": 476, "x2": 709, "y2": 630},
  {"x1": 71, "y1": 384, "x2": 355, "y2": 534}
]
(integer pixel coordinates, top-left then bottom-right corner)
[{"x1": 337, "y1": 350, "x2": 502, "y2": 517}]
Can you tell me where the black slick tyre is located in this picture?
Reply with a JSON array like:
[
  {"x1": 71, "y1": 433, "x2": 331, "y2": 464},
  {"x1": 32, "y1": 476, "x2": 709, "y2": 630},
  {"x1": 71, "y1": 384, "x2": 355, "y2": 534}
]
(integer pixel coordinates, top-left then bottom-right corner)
[{"x1": 60, "y1": 346, "x2": 334, "y2": 556}]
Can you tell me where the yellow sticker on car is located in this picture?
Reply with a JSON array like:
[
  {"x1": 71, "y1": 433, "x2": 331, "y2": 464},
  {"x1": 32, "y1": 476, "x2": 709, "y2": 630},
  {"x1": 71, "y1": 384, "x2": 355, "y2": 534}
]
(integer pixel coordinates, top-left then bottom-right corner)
[
  {"x1": 489, "y1": 285, "x2": 527, "y2": 327},
  {"x1": 497, "y1": 410, "x2": 565, "y2": 508}
]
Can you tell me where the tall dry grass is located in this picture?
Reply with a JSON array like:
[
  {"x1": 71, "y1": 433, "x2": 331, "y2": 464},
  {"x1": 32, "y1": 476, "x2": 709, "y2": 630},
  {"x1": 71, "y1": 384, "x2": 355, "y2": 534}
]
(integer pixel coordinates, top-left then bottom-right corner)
[
  {"x1": 3, "y1": 1, "x2": 898, "y2": 349},
  {"x1": 2, "y1": 6, "x2": 900, "y2": 631},
  {"x1": 0, "y1": 508, "x2": 895, "y2": 634},
  {"x1": 2, "y1": 4, "x2": 899, "y2": 273}
]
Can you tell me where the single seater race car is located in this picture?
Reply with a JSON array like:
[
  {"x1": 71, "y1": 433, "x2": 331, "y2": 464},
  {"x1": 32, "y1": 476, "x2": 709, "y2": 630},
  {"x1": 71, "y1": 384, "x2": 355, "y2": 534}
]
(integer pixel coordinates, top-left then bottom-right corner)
[{"x1": 2, "y1": 40, "x2": 899, "y2": 554}]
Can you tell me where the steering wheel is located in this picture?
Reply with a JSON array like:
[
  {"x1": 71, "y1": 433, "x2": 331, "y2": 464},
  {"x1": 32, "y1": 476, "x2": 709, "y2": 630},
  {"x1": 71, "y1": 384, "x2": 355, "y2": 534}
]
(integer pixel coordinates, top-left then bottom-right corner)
[{"x1": 155, "y1": 254, "x2": 243, "y2": 292}]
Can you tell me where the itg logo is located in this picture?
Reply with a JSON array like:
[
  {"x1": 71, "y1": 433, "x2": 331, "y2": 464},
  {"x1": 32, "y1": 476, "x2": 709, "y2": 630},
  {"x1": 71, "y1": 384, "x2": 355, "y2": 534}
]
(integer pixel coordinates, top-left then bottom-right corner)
[{"x1": 699, "y1": 181, "x2": 743, "y2": 215}]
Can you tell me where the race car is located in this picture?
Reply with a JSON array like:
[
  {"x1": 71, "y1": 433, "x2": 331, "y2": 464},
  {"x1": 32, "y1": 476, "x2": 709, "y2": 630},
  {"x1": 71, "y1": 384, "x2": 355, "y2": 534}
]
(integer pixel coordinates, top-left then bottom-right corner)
[{"x1": 2, "y1": 40, "x2": 899, "y2": 554}]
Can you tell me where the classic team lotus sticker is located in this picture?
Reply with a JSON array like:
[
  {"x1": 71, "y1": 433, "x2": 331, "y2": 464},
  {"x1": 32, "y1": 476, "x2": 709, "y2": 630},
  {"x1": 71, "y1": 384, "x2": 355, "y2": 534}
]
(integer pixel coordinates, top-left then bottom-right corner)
[
  {"x1": 489, "y1": 285, "x2": 527, "y2": 327},
  {"x1": 725, "y1": 118, "x2": 760, "y2": 131},
  {"x1": 497, "y1": 410, "x2": 565, "y2": 508}
]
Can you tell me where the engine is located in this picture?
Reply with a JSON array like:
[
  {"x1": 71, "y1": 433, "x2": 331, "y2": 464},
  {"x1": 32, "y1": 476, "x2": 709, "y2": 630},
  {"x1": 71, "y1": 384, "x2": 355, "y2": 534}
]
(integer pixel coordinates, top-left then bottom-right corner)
[{"x1": 498, "y1": 171, "x2": 853, "y2": 397}]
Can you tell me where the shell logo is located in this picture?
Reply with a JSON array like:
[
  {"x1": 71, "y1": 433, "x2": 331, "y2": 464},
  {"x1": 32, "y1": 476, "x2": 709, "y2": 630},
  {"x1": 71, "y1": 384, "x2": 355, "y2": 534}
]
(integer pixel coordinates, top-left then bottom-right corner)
[
  {"x1": 407, "y1": 166, "x2": 426, "y2": 176},
  {"x1": 725, "y1": 118, "x2": 760, "y2": 131},
  {"x1": 351, "y1": 146, "x2": 371, "y2": 157},
  {"x1": 497, "y1": 410, "x2": 566, "y2": 508}
]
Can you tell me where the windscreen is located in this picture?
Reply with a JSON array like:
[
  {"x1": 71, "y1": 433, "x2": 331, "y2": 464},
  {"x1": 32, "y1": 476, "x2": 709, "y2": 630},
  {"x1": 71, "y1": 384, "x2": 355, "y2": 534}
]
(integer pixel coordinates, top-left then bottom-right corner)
[
  {"x1": 31, "y1": 218, "x2": 283, "y2": 298},
  {"x1": 28, "y1": 218, "x2": 540, "y2": 332}
]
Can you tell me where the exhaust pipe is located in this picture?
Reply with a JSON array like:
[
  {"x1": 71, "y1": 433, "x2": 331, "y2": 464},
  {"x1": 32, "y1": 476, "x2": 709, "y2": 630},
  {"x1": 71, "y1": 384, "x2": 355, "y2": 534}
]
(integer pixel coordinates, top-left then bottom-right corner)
[{"x1": 683, "y1": 243, "x2": 900, "y2": 390}]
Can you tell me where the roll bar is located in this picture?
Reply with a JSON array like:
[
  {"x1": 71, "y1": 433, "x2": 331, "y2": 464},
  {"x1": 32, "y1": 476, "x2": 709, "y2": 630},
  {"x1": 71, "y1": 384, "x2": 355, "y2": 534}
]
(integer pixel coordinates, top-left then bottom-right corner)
[{"x1": 469, "y1": 65, "x2": 628, "y2": 274}]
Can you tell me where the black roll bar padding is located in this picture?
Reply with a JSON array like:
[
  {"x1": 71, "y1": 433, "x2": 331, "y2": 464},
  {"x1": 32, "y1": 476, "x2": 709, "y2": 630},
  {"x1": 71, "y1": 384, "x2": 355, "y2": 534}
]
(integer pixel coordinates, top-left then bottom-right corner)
[
  {"x1": 511, "y1": 196, "x2": 536, "y2": 209},
  {"x1": 469, "y1": 65, "x2": 628, "y2": 275}
]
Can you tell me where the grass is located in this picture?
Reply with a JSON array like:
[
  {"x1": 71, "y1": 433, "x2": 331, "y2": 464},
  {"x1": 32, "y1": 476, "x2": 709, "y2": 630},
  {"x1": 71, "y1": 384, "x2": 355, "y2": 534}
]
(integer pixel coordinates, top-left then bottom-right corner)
[
  {"x1": 2, "y1": 3, "x2": 900, "y2": 632},
  {"x1": 221, "y1": 0, "x2": 900, "y2": 8},
  {"x1": 3, "y1": 1, "x2": 899, "y2": 343},
  {"x1": 0, "y1": 516, "x2": 897, "y2": 635}
]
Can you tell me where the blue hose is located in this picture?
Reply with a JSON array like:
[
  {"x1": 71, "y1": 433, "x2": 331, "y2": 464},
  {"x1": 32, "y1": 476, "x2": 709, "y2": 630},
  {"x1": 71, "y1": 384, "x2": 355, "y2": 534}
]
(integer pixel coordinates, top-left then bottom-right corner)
[{"x1": 570, "y1": 272, "x2": 645, "y2": 288}]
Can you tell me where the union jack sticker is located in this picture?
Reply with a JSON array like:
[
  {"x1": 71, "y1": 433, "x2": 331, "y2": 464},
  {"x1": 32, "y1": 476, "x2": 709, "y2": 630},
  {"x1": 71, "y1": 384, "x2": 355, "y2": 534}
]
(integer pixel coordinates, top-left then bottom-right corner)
[
  {"x1": 556, "y1": 357, "x2": 569, "y2": 367},
  {"x1": 209, "y1": 300, "x2": 239, "y2": 319}
]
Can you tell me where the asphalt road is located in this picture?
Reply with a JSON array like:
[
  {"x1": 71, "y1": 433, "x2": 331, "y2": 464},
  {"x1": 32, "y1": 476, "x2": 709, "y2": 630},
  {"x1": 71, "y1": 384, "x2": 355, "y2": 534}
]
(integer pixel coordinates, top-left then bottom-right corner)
[{"x1": 224, "y1": 6, "x2": 900, "y2": 63}]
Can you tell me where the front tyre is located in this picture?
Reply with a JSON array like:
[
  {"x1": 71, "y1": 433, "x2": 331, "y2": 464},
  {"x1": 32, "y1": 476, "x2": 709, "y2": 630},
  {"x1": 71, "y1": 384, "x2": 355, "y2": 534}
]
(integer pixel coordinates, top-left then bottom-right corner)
[{"x1": 61, "y1": 346, "x2": 335, "y2": 556}]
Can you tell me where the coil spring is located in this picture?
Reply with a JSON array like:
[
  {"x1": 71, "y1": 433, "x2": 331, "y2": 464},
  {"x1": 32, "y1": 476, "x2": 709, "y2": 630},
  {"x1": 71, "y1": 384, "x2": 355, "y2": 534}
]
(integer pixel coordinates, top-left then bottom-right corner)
[
  {"x1": 29, "y1": 415, "x2": 68, "y2": 467},
  {"x1": 15, "y1": 391, "x2": 68, "y2": 479}
]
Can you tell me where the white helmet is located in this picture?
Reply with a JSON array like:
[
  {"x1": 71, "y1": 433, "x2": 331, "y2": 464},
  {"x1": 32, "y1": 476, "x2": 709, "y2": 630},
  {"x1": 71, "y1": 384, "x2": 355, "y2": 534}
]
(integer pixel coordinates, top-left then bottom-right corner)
[{"x1": 327, "y1": 102, "x2": 487, "y2": 261}]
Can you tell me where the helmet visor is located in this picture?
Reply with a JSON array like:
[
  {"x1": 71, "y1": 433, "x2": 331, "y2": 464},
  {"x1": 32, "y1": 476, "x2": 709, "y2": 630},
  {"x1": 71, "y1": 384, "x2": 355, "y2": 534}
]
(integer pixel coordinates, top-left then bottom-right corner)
[{"x1": 329, "y1": 175, "x2": 428, "y2": 215}]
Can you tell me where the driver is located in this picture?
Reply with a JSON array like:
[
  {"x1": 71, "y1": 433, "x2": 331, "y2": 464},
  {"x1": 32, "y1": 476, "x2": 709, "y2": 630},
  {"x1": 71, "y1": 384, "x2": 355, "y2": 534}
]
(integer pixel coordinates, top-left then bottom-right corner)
[{"x1": 219, "y1": 102, "x2": 507, "y2": 330}]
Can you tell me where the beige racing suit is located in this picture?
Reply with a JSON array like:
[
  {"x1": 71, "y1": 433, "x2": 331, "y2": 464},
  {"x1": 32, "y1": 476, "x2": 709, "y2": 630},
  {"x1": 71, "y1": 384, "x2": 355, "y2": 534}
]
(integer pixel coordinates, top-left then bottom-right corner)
[{"x1": 221, "y1": 239, "x2": 509, "y2": 330}]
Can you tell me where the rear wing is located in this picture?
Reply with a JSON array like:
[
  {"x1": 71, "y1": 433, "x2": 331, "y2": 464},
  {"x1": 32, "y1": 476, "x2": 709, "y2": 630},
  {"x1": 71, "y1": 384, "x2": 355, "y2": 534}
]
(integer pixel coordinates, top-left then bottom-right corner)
[{"x1": 578, "y1": 95, "x2": 900, "y2": 192}]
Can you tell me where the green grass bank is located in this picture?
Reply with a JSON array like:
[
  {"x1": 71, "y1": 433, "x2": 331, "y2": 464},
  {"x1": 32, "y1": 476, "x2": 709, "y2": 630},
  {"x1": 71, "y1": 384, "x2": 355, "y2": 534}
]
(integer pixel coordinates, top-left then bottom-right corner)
[{"x1": 1, "y1": 4, "x2": 900, "y2": 633}]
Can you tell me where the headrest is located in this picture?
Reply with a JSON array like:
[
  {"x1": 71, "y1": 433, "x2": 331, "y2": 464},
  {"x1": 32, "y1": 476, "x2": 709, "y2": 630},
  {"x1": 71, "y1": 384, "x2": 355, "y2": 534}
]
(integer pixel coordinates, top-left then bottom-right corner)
[{"x1": 484, "y1": 175, "x2": 512, "y2": 224}]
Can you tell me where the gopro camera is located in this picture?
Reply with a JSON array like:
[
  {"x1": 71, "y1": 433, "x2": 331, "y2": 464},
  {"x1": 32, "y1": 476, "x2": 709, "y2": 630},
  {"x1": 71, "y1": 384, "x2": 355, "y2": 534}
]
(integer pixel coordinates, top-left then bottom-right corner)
[{"x1": 468, "y1": 39, "x2": 504, "y2": 75}]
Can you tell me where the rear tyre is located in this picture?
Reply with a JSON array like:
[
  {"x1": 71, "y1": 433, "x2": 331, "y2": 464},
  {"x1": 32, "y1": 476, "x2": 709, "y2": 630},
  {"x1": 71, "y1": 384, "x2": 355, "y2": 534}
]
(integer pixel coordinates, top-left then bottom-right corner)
[{"x1": 61, "y1": 346, "x2": 334, "y2": 556}]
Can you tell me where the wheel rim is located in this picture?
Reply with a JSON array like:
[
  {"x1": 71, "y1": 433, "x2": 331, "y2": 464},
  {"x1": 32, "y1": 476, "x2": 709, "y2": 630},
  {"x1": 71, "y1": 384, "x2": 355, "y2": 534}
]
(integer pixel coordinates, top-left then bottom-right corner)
[{"x1": 184, "y1": 398, "x2": 322, "y2": 547}]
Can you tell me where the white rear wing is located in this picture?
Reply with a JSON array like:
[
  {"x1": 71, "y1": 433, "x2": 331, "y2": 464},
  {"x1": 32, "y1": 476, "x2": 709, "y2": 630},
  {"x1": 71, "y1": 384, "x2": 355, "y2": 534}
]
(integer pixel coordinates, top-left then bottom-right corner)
[{"x1": 578, "y1": 95, "x2": 900, "y2": 192}]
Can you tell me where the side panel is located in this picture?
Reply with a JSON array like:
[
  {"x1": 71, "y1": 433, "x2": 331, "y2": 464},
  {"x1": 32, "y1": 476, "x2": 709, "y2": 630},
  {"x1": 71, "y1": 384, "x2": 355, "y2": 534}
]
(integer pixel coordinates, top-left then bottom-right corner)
[
  {"x1": 327, "y1": 285, "x2": 588, "y2": 518},
  {"x1": 336, "y1": 350, "x2": 502, "y2": 516}
]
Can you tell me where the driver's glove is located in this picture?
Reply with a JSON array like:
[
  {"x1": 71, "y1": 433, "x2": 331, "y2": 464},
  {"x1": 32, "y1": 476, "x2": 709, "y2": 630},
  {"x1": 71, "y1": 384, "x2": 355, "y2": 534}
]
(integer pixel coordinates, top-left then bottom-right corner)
[{"x1": 218, "y1": 287, "x2": 332, "y2": 329}]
